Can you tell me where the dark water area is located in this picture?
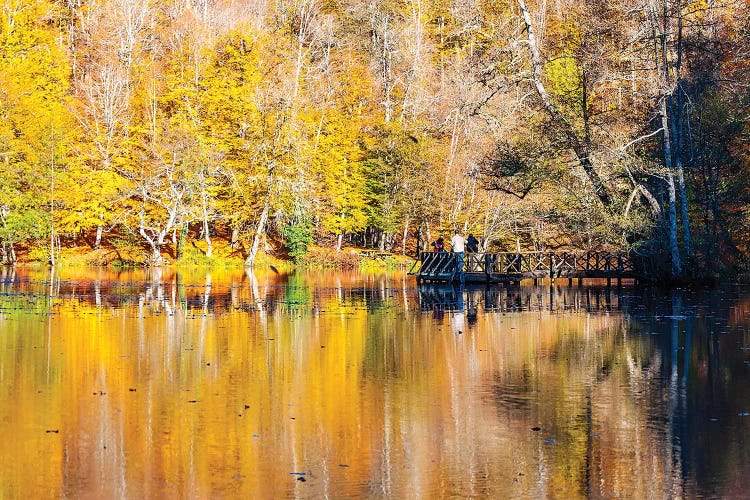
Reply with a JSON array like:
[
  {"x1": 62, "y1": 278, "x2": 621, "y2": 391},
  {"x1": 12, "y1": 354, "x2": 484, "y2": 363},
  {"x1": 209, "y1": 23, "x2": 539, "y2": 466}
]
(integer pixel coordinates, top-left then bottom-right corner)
[{"x1": 1, "y1": 266, "x2": 750, "y2": 498}]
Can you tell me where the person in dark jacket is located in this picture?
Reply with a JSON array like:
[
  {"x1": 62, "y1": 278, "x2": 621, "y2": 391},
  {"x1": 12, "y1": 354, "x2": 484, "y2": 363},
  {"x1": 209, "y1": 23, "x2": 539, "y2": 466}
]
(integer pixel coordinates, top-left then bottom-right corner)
[
  {"x1": 434, "y1": 236, "x2": 445, "y2": 252},
  {"x1": 466, "y1": 234, "x2": 479, "y2": 253}
]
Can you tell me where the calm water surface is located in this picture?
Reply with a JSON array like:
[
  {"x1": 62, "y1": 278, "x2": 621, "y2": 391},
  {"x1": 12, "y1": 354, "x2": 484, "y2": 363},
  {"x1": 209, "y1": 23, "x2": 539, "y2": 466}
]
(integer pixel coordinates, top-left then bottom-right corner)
[{"x1": 1, "y1": 267, "x2": 750, "y2": 498}]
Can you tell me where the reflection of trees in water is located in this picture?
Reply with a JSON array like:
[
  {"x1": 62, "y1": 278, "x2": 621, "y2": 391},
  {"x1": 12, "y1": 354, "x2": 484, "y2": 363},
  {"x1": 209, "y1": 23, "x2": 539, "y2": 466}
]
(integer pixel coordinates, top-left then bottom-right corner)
[
  {"x1": 4, "y1": 266, "x2": 630, "y2": 319},
  {"x1": 4, "y1": 269, "x2": 750, "y2": 497}
]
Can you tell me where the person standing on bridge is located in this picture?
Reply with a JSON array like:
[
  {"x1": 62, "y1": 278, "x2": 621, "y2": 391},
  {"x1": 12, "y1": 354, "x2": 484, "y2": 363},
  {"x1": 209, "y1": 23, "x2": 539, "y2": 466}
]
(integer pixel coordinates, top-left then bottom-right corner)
[
  {"x1": 466, "y1": 233, "x2": 479, "y2": 253},
  {"x1": 433, "y1": 235, "x2": 445, "y2": 252},
  {"x1": 450, "y1": 230, "x2": 466, "y2": 283}
]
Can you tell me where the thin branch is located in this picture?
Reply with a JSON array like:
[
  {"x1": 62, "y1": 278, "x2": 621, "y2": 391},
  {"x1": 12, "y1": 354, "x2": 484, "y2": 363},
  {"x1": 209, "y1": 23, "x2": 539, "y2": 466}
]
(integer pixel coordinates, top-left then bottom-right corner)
[{"x1": 619, "y1": 127, "x2": 664, "y2": 151}]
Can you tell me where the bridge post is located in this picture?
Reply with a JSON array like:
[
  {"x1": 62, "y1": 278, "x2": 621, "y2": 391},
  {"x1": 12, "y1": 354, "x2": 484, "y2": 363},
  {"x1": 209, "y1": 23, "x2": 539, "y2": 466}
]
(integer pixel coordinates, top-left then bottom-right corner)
[{"x1": 549, "y1": 253, "x2": 555, "y2": 283}]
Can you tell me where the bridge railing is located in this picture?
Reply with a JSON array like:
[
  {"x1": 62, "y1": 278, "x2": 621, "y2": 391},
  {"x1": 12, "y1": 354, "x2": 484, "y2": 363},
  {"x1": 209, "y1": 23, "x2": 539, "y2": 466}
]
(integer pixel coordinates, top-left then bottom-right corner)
[
  {"x1": 417, "y1": 251, "x2": 635, "y2": 277},
  {"x1": 418, "y1": 252, "x2": 458, "y2": 277}
]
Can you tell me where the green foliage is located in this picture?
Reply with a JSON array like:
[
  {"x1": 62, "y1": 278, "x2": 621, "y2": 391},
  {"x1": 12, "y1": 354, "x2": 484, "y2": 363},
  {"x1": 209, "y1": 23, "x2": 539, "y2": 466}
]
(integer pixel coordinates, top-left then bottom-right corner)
[
  {"x1": 283, "y1": 219, "x2": 313, "y2": 262},
  {"x1": 545, "y1": 55, "x2": 583, "y2": 112},
  {"x1": 283, "y1": 272, "x2": 312, "y2": 308},
  {"x1": 0, "y1": 209, "x2": 50, "y2": 245}
]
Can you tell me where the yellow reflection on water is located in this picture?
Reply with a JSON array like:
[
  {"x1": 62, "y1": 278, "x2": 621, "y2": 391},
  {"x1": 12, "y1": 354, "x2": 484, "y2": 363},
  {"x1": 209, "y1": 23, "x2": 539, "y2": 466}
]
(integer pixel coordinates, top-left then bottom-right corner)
[{"x1": 0, "y1": 267, "x2": 684, "y2": 497}]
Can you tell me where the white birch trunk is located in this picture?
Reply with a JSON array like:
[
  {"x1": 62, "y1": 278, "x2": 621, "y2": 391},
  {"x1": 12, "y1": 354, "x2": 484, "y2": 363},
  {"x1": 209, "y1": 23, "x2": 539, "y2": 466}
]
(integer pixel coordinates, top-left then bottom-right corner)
[
  {"x1": 245, "y1": 185, "x2": 271, "y2": 268},
  {"x1": 201, "y1": 183, "x2": 212, "y2": 258}
]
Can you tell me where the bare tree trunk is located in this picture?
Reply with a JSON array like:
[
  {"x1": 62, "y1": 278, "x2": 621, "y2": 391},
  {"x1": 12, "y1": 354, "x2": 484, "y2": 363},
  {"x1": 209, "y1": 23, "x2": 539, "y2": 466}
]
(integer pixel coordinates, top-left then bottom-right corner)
[
  {"x1": 676, "y1": 156, "x2": 692, "y2": 259},
  {"x1": 660, "y1": 98, "x2": 682, "y2": 277},
  {"x1": 672, "y1": 92, "x2": 693, "y2": 261},
  {"x1": 516, "y1": 0, "x2": 610, "y2": 206},
  {"x1": 94, "y1": 214, "x2": 103, "y2": 250},
  {"x1": 1, "y1": 212, "x2": 15, "y2": 264},
  {"x1": 245, "y1": 181, "x2": 272, "y2": 268},
  {"x1": 336, "y1": 233, "x2": 343, "y2": 252},
  {"x1": 402, "y1": 218, "x2": 409, "y2": 255},
  {"x1": 1, "y1": 242, "x2": 16, "y2": 265},
  {"x1": 139, "y1": 211, "x2": 162, "y2": 266},
  {"x1": 672, "y1": 1, "x2": 693, "y2": 261},
  {"x1": 201, "y1": 183, "x2": 212, "y2": 258}
]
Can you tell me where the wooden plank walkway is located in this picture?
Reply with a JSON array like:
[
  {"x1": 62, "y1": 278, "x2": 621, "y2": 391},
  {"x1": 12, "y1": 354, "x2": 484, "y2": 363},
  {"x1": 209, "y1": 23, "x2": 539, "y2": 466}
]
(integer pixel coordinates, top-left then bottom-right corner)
[{"x1": 410, "y1": 251, "x2": 637, "y2": 285}]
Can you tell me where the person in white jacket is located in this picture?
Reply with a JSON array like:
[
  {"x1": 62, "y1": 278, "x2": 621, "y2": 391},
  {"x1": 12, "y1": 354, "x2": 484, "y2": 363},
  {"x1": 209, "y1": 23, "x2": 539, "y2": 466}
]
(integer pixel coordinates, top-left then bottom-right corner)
[{"x1": 450, "y1": 230, "x2": 466, "y2": 282}]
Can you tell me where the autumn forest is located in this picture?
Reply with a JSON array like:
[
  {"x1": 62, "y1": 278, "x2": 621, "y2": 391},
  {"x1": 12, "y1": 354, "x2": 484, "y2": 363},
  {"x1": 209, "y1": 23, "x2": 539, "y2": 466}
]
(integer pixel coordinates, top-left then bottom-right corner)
[{"x1": 1, "y1": 0, "x2": 749, "y2": 278}]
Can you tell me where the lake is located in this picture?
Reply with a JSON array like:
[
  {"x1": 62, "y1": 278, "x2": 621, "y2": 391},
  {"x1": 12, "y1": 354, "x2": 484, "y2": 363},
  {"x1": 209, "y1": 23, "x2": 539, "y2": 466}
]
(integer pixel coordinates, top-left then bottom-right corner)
[{"x1": 1, "y1": 266, "x2": 749, "y2": 498}]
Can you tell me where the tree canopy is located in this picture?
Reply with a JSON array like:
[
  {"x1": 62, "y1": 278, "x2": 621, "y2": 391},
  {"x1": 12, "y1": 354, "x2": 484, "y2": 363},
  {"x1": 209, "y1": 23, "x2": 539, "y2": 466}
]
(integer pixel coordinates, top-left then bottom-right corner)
[{"x1": 0, "y1": 0, "x2": 748, "y2": 277}]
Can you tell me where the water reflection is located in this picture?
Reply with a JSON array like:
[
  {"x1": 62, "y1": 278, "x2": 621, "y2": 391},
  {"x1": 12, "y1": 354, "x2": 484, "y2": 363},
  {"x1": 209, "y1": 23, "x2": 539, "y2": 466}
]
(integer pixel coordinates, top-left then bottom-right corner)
[
  {"x1": 1, "y1": 267, "x2": 750, "y2": 497},
  {"x1": 417, "y1": 283, "x2": 627, "y2": 313}
]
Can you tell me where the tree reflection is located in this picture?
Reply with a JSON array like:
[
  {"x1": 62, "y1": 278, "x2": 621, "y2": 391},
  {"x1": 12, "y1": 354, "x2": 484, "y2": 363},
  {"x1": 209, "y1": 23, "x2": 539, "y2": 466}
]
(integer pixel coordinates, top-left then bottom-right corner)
[{"x1": 1, "y1": 270, "x2": 750, "y2": 497}]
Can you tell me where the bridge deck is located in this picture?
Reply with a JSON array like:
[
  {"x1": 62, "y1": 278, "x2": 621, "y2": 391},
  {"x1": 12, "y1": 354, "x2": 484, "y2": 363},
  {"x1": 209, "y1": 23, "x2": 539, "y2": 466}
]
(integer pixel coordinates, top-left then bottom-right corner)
[{"x1": 410, "y1": 251, "x2": 636, "y2": 284}]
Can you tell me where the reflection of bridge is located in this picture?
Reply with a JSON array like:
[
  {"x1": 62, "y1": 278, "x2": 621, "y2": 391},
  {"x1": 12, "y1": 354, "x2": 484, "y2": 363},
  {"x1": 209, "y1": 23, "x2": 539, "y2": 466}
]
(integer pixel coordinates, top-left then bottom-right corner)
[
  {"x1": 411, "y1": 251, "x2": 637, "y2": 286},
  {"x1": 417, "y1": 283, "x2": 628, "y2": 313}
]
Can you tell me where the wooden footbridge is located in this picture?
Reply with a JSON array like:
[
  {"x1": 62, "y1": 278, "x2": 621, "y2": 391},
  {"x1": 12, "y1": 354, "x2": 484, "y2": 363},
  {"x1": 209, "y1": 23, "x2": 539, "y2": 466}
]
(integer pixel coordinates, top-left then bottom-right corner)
[{"x1": 410, "y1": 251, "x2": 637, "y2": 286}]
